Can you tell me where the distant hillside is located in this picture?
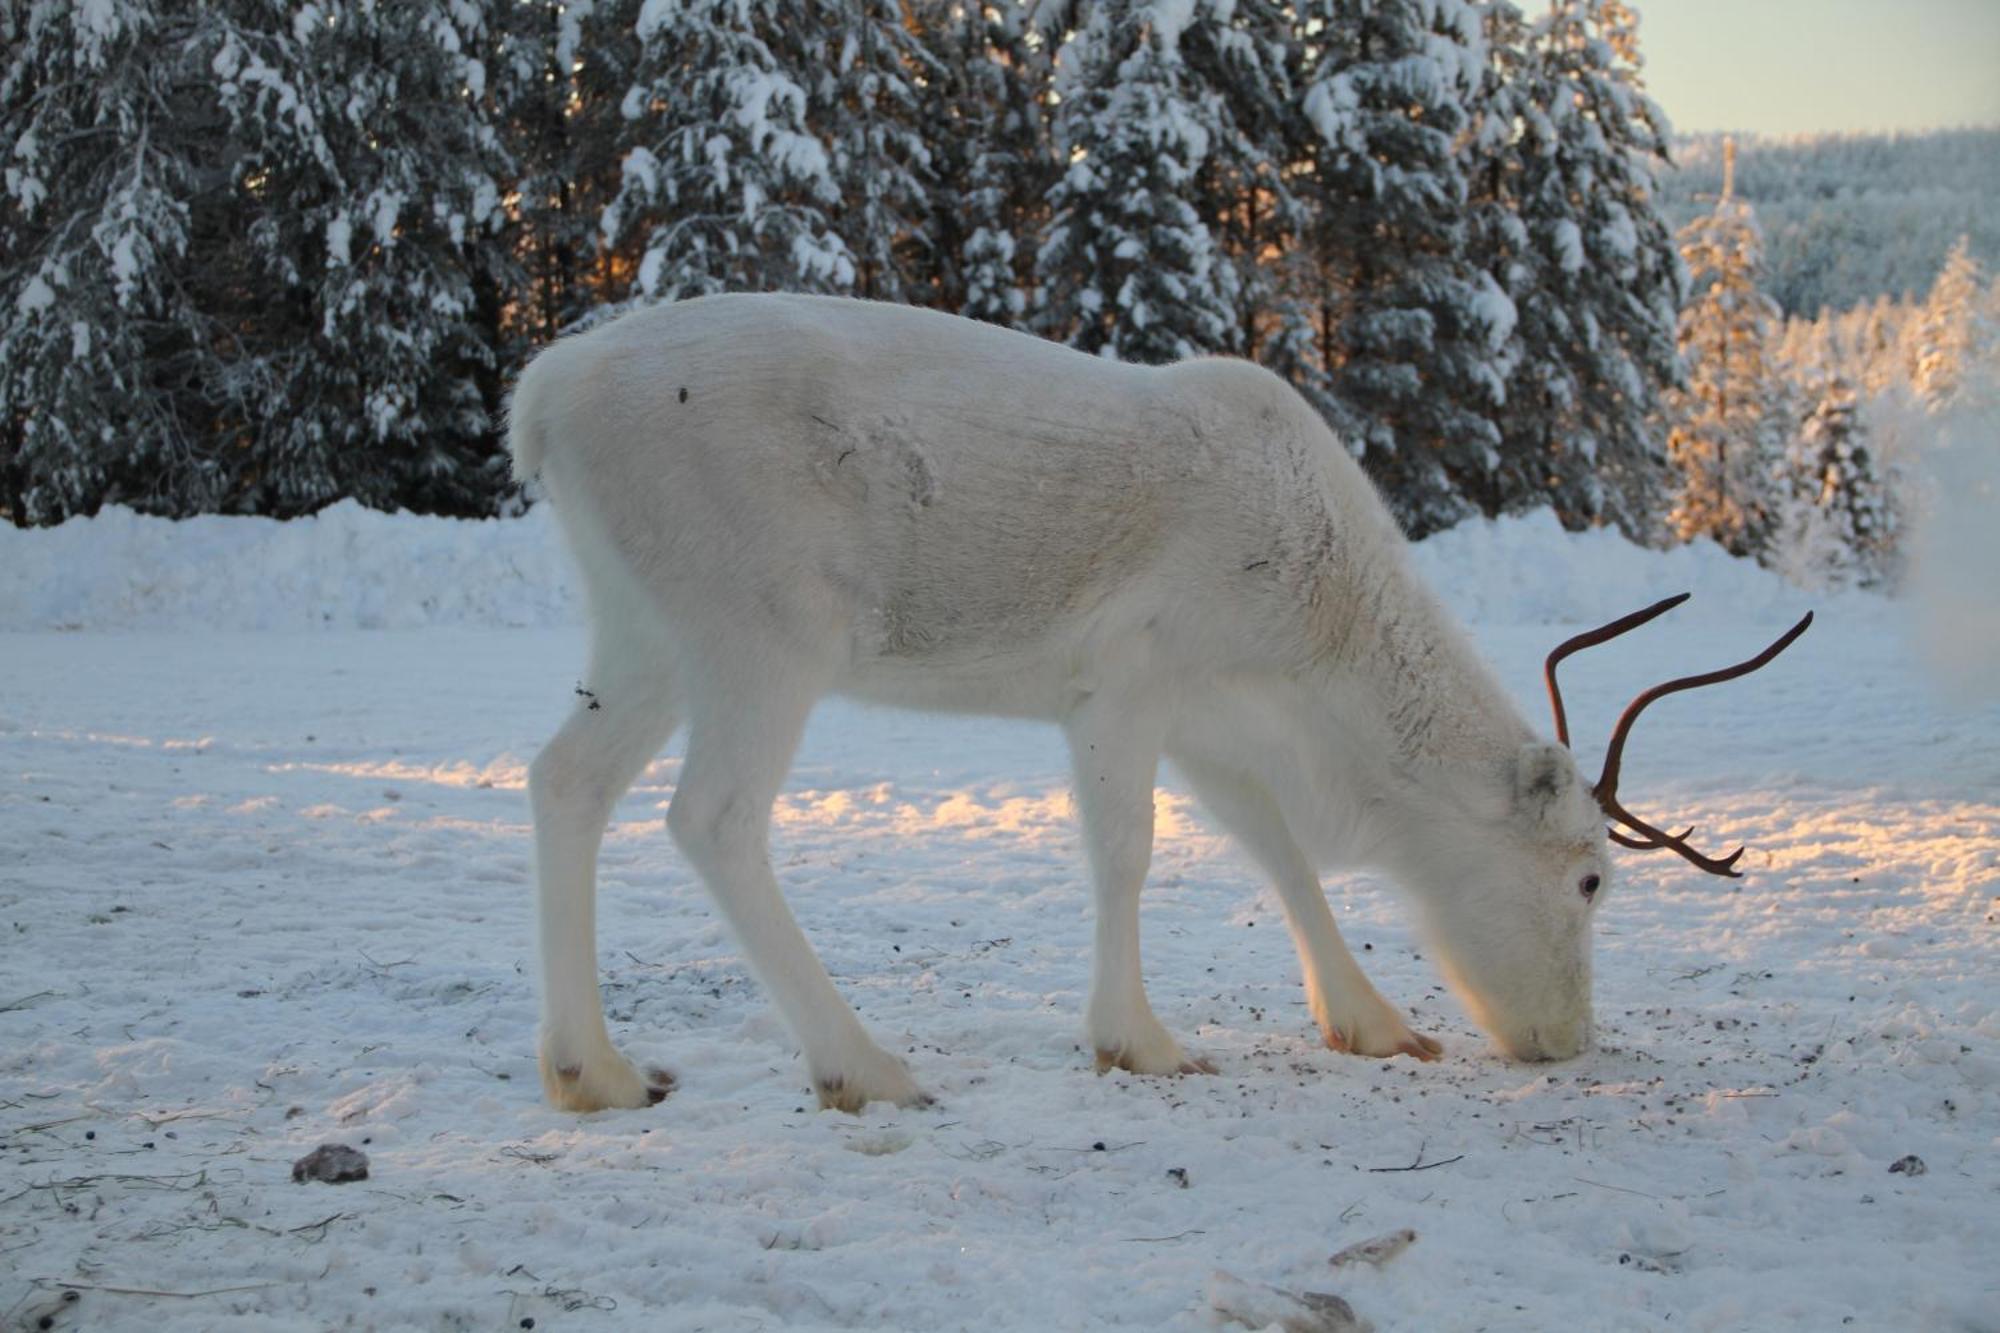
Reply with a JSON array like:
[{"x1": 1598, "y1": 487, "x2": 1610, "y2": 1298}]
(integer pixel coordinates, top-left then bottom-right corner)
[{"x1": 1659, "y1": 128, "x2": 2000, "y2": 316}]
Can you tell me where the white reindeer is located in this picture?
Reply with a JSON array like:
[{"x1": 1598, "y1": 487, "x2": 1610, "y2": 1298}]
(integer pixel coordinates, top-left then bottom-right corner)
[{"x1": 509, "y1": 293, "x2": 1808, "y2": 1113}]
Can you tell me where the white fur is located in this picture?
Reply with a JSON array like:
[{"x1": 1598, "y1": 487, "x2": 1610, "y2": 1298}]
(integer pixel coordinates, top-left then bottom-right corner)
[{"x1": 510, "y1": 293, "x2": 1611, "y2": 1112}]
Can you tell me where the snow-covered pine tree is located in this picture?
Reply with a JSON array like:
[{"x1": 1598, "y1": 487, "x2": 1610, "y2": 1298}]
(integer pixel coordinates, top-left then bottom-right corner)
[
  {"x1": 1464, "y1": 0, "x2": 1680, "y2": 538},
  {"x1": 1296, "y1": 0, "x2": 1504, "y2": 537},
  {"x1": 206, "y1": 1, "x2": 515, "y2": 517},
  {"x1": 1844, "y1": 293, "x2": 1914, "y2": 401},
  {"x1": 1657, "y1": 129, "x2": 2000, "y2": 321},
  {"x1": 1034, "y1": 0, "x2": 1234, "y2": 364},
  {"x1": 809, "y1": 1, "x2": 934, "y2": 304},
  {"x1": 1667, "y1": 140, "x2": 1789, "y2": 558},
  {"x1": 914, "y1": 1, "x2": 1050, "y2": 325},
  {"x1": 1178, "y1": 0, "x2": 1308, "y2": 361},
  {"x1": 1908, "y1": 235, "x2": 1991, "y2": 412},
  {"x1": 489, "y1": 0, "x2": 640, "y2": 343},
  {"x1": 0, "y1": 1, "x2": 215, "y2": 522},
  {"x1": 1775, "y1": 368, "x2": 1894, "y2": 588},
  {"x1": 607, "y1": 0, "x2": 854, "y2": 303}
]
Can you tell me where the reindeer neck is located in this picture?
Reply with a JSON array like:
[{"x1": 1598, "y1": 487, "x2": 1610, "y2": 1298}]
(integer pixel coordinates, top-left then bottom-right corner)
[{"x1": 1329, "y1": 547, "x2": 1532, "y2": 774}]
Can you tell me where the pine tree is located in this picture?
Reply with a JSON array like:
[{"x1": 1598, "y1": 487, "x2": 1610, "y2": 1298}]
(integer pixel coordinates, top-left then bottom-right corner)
[
  {"x1": 0, "y1": 1, "x2": 213, "y2": 521},
  {"x1": 1853, "y1": 293, "x2": 1912, "y2": 400},
  {"x1": 1667, "y1": 141, "x2": 1788, "y2": 558},
  {"x1": 914, "y1": 1, "x2": 1050, "y2": 324},
  {"x1": 207, "y1": 1, "x2": 516, "y2": 516},
  {"x1": 1179, "y1": 0, "x2": 1309, "y2": 362},
  {"x1": 607, "y1": 0, "x2": 854, "y2": 302},
  {"x1": 1035, "y1": 0, "x2": 1233, "y2": 364},
  {"x1": 1775, "y1": 369, "x2": 1894, "y2": 588},
  {"x1": 816, "y1": 1, "x2": 934, "y2": 304},
  {"x1": 1465, "y1": 0, "x2": 1680, "y2": 537},
  {"x1": 1296, "y1": 0, "x2": 1503, "y2": 537},
  {"x1": 488, "y1": 0, "x2": 640, "y2": 343},
  {"x1": 1234, "y1": 0, "x2": 1332, "y2": 428},
  {"x1": 1908, "y1": 235, "x2": 1990, "y2": 411}
]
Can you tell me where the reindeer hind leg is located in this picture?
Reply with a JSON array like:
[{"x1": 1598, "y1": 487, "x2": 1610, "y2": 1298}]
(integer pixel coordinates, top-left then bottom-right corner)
[{"x1": 531, "y1": 621, "x2": 682, "y2": 1111}]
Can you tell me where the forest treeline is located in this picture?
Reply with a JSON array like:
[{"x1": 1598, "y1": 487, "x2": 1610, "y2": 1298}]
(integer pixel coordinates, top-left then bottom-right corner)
[
  {"x1": 2, "y1": 0, "x2": 1993, "y2": 590},
  {"x1": 1660, "y1": 129, "x2": 2000, "y2": 318}
]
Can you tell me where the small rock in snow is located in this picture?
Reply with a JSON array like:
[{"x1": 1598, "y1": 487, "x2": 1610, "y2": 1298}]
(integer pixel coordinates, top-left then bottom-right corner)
[
  {"x1": 1887, "y1": 1154, "x2": 1926, "y2": 1176},
  {"x1": 292, "y1": 1143, "x2": 370, "y2": 1184}
]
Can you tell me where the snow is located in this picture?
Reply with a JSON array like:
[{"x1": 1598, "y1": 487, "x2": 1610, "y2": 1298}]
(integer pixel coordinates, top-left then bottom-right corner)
[
  {"x1": 0, "y1": 502, "x2": 1854, "y2": 637},
  {"x1": 1302, "y1": 73, "x2": 1361, "y2": 151},
  {"x1": 15, "y1": 274, "x2": 55, "y2": 315},
  {"x1": 2, "y1": 508, "x2": 1996, "y2": 1329},
  {"x1": 368, "y1": 190, "x2": 403, "y2": 247},
  {"x1": 74, "y1": 0, "x2": 123, "y2": 62},
  {"x1": 1599, "y1": 206, "x2": 1640, "y2": 265},
  {"x1": 1552, "y1": 218, "x2": 1586, "y2": 273},
  {"x1": 1146, "y1": 0, "x2": 1200, "y2": 54},
  {"x1": 0, "y1": 503, "x2": 578, "y2": 632},
  {"x1": 4, "y1": 163, "x2": 47, "y2": 213},
  {"x1": 326, "y1": 211, "x2": 352, "y2": 268},
  {"x1": 1469, "y1": 271, "x2": 1518, "y2": 355}
]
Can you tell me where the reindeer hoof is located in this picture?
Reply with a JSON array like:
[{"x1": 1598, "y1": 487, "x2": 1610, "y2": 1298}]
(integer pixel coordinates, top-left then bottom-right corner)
[
  {"x1": 1398, "y1": 1034, "x2": 1445, "y2": 1062},
  {"x1": 1094, "y1": 1046, "x2": 1216, "y2": 1077},
  {"x1": 814, "y1": 1076, "x2": 933, "y2": 1114},
  {"x1": 811, "y1": 1050, "x2": 929, "y2": 1114},
  {"x1": 1323, "y1": 1016, "x2": 1443, "y2": 1062},
  {"x1": 541, "y1": 1043, "x2": 673, "y2": 1112}
]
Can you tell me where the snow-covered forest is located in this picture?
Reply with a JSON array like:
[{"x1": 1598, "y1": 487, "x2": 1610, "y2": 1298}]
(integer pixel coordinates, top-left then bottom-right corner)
[
  {"x1": 7, "y1": 0, "x2": 1987, "y2": 570},
  {"x1": 1660, "y1": 129, "x2": 2000, "y2": 318},
  {"x1": 2, "y1": 2, "x2": 1995, "y2": 562},
  {"x1": 0, "y1": 0, "x2": 1670, "y2": 539}
]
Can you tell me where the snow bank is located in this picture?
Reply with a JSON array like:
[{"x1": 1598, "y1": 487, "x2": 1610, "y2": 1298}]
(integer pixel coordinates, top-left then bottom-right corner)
[
  {"x1": 1, "y1": 500, "x2": 1851, "y2": 632},
  {"x1": 0, "y1": 500, "x2": 579, "y2": 631},
  {"x1": 1408, "y1": 507, "x2": 1832, "y2": 626}
]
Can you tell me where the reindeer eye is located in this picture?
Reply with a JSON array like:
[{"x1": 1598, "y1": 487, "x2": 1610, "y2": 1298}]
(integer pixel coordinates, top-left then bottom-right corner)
[{"x1": 1579, "y1": 873, "x2": 1602, "y2": 900}]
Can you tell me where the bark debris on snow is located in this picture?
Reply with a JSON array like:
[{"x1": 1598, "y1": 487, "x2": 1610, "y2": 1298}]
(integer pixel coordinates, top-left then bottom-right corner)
[
  {"x1": 291, "y1": 1143, "x2": 370, "y2": 1184},
  {"x1": 1208, "y1": 1271, "x2": 1370, "y2": 1333},
  {"x1": 1327, "y1": 1228, "x2": 1418, "y2": 1270}
]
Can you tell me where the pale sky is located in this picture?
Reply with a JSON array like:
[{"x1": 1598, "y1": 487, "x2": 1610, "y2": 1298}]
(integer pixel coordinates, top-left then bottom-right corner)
[{"x1": 1633, "y1": 0, "x2": 2000, "y2": 136}]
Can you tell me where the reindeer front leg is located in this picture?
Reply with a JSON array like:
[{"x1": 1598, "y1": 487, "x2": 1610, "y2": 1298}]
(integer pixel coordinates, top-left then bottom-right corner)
[
  {"x1": 1172, "y1": 753, "x2": 1441, "y2": 1062},
  {"x1": 1065, "y1": 695, "x2": 1215, "y2": 1076}
]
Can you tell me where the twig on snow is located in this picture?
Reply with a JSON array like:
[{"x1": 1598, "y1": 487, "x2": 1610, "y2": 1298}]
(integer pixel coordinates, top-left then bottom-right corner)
[
  {"x1": 32, "y1": 1170, "x2": 210, "y2": 1193},
  {"x1": 132, "y1": 1108, "x2": 236, "y2": 1128},
  {"x1": 1, "y1": 991, "x2": 56, "y2": 1012},
  {"x1": 1367, "y1": 1141, "x2": 1462, "y2": 1173},
  {"x1": 4, "y1": 1115, "x2": 94, "y2": 1137},
  {"x1": 1573, "y1": 1175, "x2": 1661, "y2": 1199},
  {"x1": 288, "y1": 1212, "x2": 346, "y2": 1240},
  {"x1": 33, "y1": 1278, "x2": 283, "y2": 1300}
]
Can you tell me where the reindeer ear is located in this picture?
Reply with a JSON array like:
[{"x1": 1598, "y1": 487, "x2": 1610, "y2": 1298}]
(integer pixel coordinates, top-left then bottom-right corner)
[{"x1": 1514, "y1": 743, "x2": 1575, "y2": 824}]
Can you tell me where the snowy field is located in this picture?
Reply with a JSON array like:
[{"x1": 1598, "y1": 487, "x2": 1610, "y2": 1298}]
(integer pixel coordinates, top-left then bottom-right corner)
[{"x1": 2, "y1": 507, "x2": 1996, "y2": 1331}]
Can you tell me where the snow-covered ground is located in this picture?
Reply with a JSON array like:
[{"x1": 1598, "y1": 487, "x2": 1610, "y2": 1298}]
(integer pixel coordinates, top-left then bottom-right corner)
[{"x1": 2, "y1": 508, "x2": 1995, "y2": 1331}]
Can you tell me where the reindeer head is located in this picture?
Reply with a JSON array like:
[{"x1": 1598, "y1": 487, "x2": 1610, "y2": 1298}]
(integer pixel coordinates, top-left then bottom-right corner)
[{"x1": 1411, "y1": 596, "x2": 1812, "y2": 1062}]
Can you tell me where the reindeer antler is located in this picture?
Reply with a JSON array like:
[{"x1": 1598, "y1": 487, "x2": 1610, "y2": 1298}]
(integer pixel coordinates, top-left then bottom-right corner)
[
  {"x1": 1545, "y1": 596, "x2": 1813, "y2": 878},
  {"x1": 1543, "y1": 594, "x2": 1690, "y2": 747}
]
